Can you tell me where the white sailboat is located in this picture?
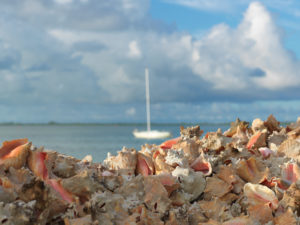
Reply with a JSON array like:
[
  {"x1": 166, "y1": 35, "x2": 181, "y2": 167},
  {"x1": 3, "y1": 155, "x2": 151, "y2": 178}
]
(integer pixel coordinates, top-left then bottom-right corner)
[{"x1": 133, "y1": 68, "x2": 171, "y2": 139}]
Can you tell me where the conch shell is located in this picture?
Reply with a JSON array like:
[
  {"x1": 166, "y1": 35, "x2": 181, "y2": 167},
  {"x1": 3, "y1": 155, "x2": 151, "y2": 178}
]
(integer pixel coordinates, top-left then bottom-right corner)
[
  {"x1": 0, "y1": 139, "x2": 31, "y2": 170},
  {"x1": 246, "y1": 131, "x2": 266, "y2": 150},
  {"x1": 190, "y1": 154, "x2": 212, "y2": 176},
  {"x1": 136, "y1": 152, "x2": 154, "y2": 176},
  {"x1": 236, "y1": 157, "x2": 267, "y2": 183},
  {"x1": 243, "y1": 183, "x2": 278, "y2": 210}
]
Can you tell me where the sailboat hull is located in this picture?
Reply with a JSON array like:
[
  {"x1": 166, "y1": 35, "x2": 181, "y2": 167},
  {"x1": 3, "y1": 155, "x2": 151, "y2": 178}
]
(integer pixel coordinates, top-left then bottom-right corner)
[{"x1": 133, "y1": 130, "x2": 171, "y2": 139}]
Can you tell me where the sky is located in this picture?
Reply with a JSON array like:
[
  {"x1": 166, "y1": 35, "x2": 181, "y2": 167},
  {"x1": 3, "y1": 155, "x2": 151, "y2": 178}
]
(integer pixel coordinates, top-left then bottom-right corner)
[{"x1": 0, "y1": 0, "x2": 300, "y2": 123}]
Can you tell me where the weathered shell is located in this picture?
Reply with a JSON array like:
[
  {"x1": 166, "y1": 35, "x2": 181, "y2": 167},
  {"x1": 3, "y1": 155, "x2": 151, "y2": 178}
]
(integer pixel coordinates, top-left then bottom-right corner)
[
  {"x1": 64, "y1": 214, "x2": 93, "y2": 225},
  {"x1": 217, "y1": 165, "x2": 237, "y2": 185},
  {"x1": 248, "y1": 203, "x2": 273, "y2": 224},
  {"x1": 91, "y1": 191, "x2": 128, "y2": 225},
  {"x1": 202, "y1": 132, "x2": 231, "y2": 151},
  {"x1": 279, "y1": 182, "x2": 300, "y2": 212},
  {"x1": 222, "y1": 216, "x2": 253, "y2": 225},
  {"x1": 153, "y1": 152, "x2": 174, "y2": 174},
  {"x1": 198, "y1": 198, "x2": 228, "y2": 221},
  {"x1": 61, "y1": 170, "x2": 104, "y2": 201},
  {"x1": 236, "y1": 157, "x2": 268, "y2": 183},
  {"x1": 51, "y1": 152, "x2": 80, "y2": 178},
  {"x1": 251, "y1": 118, "x2": 266, "y2": 133},
  {"x1": 223, "y1": 118, "x2": 249, "y2": 137},
  {"x1": 187, "y1": 203, "x2": 208, "y2": 224},
  {"x1": 144, "y1": 176, "x2": 171, "y2": 215},
  {"x1": 165, "y1": 149, "x2": 188, "y2": 168},
  {"x1": 274, "y1": 208, "x2": 297, "y2": 225},
  {"x1": 264, "y1": 114, "x2": 280, "y2": 133},
  {"x1": 268, "y1": 131, "x2": 287, "y2": 151},
  {"x1": 116, "y1": 175, "x2": 144, "y2": 210},
  {"x1": 0, "y1": 200, "x2": 36, "y2": 225},
  {"x1": 204, "y1": 176, "x2": 232, "y2": 199},
  {"x1": 124, "y1": 205, "x2": 164, "y2": 225},
  {"x1": 157, "y1": 173, "x2": 179, "y2": 196},
  {"x1": 172, "y1": 167, "x2": 206, "y2": 201},
  {"x1": 0, "y1": 184, "x2": 17, "y2": 203},
  {"x1": 172, "y1": 139, "x2": 201, "y2": 161},
  {"x1": 0, "y1": 139, "x2": 31, "y2": 170},
  {"x1": 180, "y1": 125, "x2": 203, "y2": 139},
  {"x1": 278, "y1": 138, "x2": 300, "y2": 161},
  {"x1": 103, "y1": 147, "x2": 137, "y2": 176}
]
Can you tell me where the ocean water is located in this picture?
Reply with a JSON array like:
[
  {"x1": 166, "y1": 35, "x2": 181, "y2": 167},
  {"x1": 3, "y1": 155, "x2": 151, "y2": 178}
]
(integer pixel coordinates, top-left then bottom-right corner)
[{"x1": 0, "y1": 123, "x2": 229, "y2": 162}]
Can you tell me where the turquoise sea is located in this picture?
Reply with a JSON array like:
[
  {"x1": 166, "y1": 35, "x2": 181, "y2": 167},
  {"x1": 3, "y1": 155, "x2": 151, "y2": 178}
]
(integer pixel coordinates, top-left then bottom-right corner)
[{"x1": 0, "y1": 123, "x2": 229, "y2": 162}]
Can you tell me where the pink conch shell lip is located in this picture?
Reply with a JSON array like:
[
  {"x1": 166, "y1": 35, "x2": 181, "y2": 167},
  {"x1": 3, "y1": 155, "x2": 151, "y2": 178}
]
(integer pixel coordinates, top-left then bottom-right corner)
[
  {"x1": 136, "y1": 153, "x2": 154, "y2": 176},
  {"x1": 28, "y1": 151, "x2": 49, "y2": 180},
  {"x1": 247, "y1": 131, "x2": 264, "y2": 150},
  {"x1": 47, "y1": 179, "x2": 74, "y2": 203},
  {"x1": 137, "y1": 158, "x2": 151, "y2": 176},
  {"x1": 190, "y1": 154, "x2": 212, "y2": 176},
  {"x1": 258, "y1": 147, "x2": 273, "y2": 159},
  {"x1": 281, "y1": 163, "x2": 300, "y2": 184},
  {"x1": 160, "y1": 137, "x2": 181, "y2": 150}
]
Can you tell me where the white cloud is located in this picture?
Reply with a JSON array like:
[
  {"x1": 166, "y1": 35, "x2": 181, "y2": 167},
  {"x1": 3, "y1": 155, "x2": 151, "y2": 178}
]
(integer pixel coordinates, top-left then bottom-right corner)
[
  {"x1": 128, "y1": 40, "x2": 142, "y2": 58},
  {"x1": 0, "y1": 0, "x2": 299, "y2": 122},
  {"x1": 189, "y1": 2, "x2": 300, "y2": 90}
]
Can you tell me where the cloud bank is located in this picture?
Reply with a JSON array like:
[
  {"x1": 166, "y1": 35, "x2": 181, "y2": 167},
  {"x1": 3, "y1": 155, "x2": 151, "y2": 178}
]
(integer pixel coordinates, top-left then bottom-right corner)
[{"x1": 0, "y1": 0, "x2": 299, "y2": 122}]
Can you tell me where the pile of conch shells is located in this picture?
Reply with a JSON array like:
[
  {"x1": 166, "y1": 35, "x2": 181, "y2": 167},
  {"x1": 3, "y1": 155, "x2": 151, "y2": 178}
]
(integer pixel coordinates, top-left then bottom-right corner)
[{"x1": 1, "y1": 115, "x2": 300, "y2": 224}]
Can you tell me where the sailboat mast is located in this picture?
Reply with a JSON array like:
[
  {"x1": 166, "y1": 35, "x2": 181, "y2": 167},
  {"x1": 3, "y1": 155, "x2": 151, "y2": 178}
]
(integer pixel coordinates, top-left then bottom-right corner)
[{"x1": 145, "y1": 68, "x2": 151, "y2": 132}]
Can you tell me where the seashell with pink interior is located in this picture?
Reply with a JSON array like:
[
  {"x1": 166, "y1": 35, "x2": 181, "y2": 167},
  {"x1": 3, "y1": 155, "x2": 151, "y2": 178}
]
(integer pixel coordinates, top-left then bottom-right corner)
[{"x1": 0, "y1": 139, "x2": 31, "y2": 170}]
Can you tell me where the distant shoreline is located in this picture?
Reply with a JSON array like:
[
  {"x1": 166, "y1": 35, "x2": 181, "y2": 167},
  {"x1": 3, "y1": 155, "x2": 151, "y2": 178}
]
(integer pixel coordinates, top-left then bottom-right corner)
[{"x1": 0, "y1": 121, "x2": 291, "y2": 126}]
